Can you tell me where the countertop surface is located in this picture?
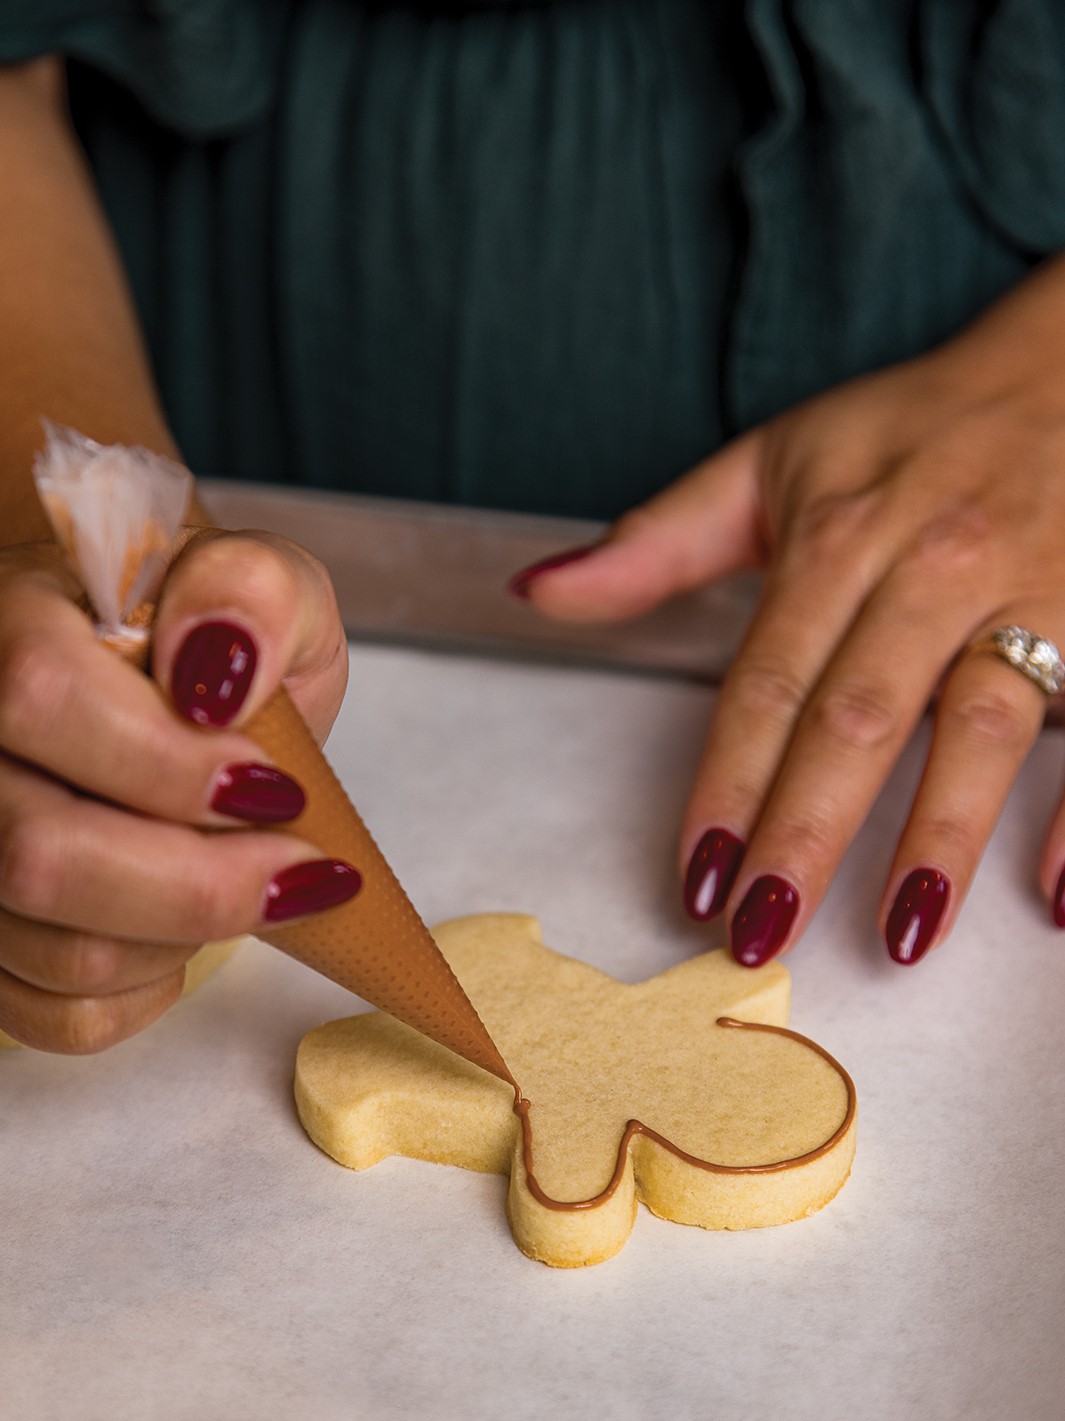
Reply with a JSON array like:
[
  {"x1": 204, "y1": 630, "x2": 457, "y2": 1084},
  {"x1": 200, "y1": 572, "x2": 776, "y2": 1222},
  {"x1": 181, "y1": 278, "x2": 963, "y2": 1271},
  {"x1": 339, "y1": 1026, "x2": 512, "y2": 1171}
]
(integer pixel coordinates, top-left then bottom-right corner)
[{"x1": 6, "y1": 641, "x2": 1065, "y2": 1421}]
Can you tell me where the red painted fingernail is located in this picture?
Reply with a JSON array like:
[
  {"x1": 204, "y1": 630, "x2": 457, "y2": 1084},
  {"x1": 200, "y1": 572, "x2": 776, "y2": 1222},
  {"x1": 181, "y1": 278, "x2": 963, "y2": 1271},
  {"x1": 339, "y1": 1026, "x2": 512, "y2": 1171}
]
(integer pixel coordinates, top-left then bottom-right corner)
[
  {"x1": 886, "y1": 868, "x2": 950, "y2": 964},
  {"x1": 1054, "y1": 866, "x2": 1065, "y2": 928},
  {"x1": 731, "y1": 875, "x2": 800, "y2": 967},
  {"x1": 211, "y1": 763, "x2": 306, "y2": 823},
  {"x1": 684, "y1": 829, "x2": 745, "y2": 921},
  {"x1": 263, "y1": 859, "x2": 361, "y2": 923},
  {"x1": 172, "y1": 621, "x2": 258, "y2": 726},
  {"x1": 508, "y1": 544, "x2": 599, "y2": 599}
]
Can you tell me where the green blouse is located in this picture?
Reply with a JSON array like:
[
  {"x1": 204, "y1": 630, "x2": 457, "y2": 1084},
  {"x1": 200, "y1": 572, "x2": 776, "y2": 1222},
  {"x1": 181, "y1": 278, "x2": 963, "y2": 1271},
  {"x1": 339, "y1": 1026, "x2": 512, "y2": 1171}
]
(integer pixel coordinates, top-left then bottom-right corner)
[{"x1": 2, "y1": 1, "x2": 1063, "y2": 518}]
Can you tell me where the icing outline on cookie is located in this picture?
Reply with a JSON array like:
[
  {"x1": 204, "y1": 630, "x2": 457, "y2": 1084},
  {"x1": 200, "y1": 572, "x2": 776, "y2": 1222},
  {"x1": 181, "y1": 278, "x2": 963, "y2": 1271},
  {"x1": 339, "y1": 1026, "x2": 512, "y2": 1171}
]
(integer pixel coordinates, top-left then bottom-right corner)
[
  {"x1": 295, "y1": 916, "x2": 859, "y2": 1265},
  {"x1": 514, "y1": 1017, "x2": 858, "y2": 1211}
]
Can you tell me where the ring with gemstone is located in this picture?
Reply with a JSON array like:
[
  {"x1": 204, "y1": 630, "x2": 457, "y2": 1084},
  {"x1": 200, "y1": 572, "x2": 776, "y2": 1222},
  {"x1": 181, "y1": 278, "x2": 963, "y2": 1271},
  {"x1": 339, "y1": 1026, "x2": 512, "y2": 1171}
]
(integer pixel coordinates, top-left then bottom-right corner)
[{"x1": 967, "y1": 625, "x2": 1065, "y2": 696}]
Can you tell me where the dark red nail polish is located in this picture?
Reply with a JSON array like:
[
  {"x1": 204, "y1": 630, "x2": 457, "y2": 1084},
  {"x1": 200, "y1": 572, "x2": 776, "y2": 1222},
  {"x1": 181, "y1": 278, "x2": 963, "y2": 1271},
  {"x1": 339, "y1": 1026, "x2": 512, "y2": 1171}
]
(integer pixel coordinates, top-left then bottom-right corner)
[
  {"x1": 886, "y1": 868, "x2": 950, "y2": 964},
  {"x1": 731, "y1": 875, "x2": 800, "y2": 967},
  {"x1": 172, "y1": 621, "x2": 257, "y2": 726},
  {"x1": 263, "y1": 859, "x2": 361, "y2": 923},
  {"x1": 684, "y1": 829, "x2": 745, "y2": 921},
  {"x1": 508, "y1": 544, "x2": 599, "y2": 600},
  {"x1": 211, "y1": 763, "x2": 306, "y2": 823}
]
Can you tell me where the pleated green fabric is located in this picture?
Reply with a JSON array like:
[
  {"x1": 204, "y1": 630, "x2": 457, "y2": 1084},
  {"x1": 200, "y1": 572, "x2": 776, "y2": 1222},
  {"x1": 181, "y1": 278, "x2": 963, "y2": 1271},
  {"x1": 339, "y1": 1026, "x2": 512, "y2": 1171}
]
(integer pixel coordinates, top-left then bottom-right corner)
[{"x1": 2, "y1": 2, "x2": 1062, "y2": 518}]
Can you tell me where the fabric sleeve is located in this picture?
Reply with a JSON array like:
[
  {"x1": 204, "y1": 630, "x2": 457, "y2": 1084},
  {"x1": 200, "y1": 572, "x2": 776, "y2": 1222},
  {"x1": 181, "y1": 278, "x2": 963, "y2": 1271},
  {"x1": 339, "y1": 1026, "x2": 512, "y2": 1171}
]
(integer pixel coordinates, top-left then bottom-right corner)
[
  {"x1": 0, "y1": 0, "x2": 277, "y2": 137},
  {"x1": 921, "y1": 0, "x2": 1065, "y2": 254}
]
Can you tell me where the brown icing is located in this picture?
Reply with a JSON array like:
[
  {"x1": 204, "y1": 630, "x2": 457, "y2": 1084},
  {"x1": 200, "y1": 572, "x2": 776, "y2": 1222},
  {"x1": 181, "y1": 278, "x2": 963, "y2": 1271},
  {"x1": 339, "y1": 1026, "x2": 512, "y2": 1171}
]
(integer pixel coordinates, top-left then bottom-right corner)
[{"x1": 512, "y1": 1016, "x2": 856, "y2": 1212}]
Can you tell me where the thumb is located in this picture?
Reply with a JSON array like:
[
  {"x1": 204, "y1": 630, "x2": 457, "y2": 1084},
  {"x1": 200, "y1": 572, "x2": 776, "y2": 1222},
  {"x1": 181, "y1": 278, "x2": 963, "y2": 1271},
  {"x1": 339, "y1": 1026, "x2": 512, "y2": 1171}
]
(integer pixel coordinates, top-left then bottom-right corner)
[
  {"x1": 509, "y1": 431, "x2": 765, "y2": 624},
  {"x1": 151, "y1": 529, "x2": 348, "y2": 743}
]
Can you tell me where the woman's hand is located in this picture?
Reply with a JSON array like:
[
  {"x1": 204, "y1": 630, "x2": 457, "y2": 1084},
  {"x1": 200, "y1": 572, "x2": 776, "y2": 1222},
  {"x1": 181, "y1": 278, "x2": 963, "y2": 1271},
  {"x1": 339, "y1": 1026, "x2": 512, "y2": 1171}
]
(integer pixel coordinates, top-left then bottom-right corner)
[
  {"x1": 513, "y1": 255, "x2": 1065, "y2": 966},
  {"x1": 0, "y1": 529, "x2": 354, "y2": 1052}
]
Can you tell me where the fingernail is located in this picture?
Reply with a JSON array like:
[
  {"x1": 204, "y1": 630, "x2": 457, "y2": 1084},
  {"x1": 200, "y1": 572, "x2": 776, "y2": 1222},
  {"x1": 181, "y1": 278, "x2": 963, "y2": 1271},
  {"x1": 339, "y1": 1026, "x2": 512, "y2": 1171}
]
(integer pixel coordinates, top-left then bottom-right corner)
[
  {"x1": 172, "y1": 620, "x2": 258, "y2": 726},
  {"x1": 731, "y1": 875, "x2": 800, "y2": 967},
  {"x1": 886, "y1": 868, "x2": 950, "y2": 964},
  {"x1": 1054, "y1": 866, "x2": 1065, "y2": 928},
  {"x1": 211, "y1": 763, "x2": 306, "y2": 823},
  {"x1": 263, "y1": 859, "x2": 361, "y2": 923},
  {"x1": 684, "y1": 828, "x2": 745, "y2": 921},
  {"x1": 508, "y1": 544, "x2": 599, "y2": 600}
]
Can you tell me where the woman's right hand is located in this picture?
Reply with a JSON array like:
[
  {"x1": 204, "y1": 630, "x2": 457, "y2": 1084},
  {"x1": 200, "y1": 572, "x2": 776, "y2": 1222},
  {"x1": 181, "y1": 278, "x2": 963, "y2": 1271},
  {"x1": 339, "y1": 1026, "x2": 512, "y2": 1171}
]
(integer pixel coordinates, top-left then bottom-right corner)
[{"x1": 0, "y1": 528, "x2": 357, "y2": 1053}]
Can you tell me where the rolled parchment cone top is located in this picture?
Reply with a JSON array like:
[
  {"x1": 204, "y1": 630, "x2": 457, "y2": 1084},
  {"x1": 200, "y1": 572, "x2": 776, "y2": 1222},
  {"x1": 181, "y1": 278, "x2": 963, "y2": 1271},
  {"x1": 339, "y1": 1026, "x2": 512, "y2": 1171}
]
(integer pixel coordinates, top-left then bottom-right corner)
[{"x1": 246, "y1": 688, "x2": 517, "y2": 1090}]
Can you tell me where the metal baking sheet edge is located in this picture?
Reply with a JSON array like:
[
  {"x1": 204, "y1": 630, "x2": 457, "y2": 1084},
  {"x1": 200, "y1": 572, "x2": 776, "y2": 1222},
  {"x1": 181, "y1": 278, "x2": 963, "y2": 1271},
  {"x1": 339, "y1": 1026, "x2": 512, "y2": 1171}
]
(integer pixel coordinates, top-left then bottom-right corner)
[{"x1": 201, "y1": 479, "x2": 760, "y2": 681}]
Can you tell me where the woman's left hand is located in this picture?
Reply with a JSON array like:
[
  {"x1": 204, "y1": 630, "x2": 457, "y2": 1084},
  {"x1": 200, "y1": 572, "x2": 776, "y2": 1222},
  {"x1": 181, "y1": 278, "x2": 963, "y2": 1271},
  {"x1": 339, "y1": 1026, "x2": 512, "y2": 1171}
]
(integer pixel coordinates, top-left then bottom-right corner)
[{"x1": 513, "y1": 253, "x2": 1065, "y2": 967}]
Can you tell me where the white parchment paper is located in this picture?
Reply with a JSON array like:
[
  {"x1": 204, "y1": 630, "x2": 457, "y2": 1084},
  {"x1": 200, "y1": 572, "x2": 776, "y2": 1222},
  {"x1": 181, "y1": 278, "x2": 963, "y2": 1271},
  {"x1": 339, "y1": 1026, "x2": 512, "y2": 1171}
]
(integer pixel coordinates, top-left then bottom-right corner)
[{"x1": 5, "y1": 643, "x2": 1065, "y2": 1420}]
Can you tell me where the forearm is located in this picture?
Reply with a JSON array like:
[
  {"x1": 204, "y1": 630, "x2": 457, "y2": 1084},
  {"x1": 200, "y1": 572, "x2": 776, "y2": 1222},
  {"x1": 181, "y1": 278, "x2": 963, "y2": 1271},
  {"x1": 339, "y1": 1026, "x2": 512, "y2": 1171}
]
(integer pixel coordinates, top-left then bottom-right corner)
[{"x1": 0, "y1": 57, "x2": 191, "y2": 545}]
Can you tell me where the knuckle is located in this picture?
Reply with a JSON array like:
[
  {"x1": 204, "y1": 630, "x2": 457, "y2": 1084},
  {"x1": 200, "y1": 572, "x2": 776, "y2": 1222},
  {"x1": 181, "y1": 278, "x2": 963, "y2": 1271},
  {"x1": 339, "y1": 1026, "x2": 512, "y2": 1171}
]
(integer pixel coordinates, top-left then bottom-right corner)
[
  {"x1": 941, "y1": 687, "x2": 1034, "y2": 754},
  {"x1": 763, "y1": 808, "x2": 845, "y2": 867},
  {"x1": 57, "y1": 999, "x2": 130, "y2": 1055},
  {"x1": 188, "y1": 536, "x2": 298, "y2": 616},
  {"x1": 0, "y1": 814, "x2": 60, "y2": 919},
  {"x1": 810, "y1": 680, "x2": 900, "y2": 752},
  {"x1": 906, "y1": 814, "x2": 980, "y2": 865},
  {"x1": 902, "y1": 502, "x2": 994, "y2": 580},
  {"x1": 789, "y1": 491, "x2": 875, "y2": 556},
  {"x1": 180, "y1": 867, "x2": 245, "y2": 941},
  {"x1": 726, "y1": 657, "x2": 810, "y2": 726},
  {"x1": 42, "y1": 973, "x2": 184, "y2": 1055},
  {"x1": 711, "y1": 771, "x2": 768, "y2": 816},
  {"x1": 62, "y1": 936, "x2": 125, "y2": 994},
  {"x1": 0, "y1": 994, "x2": 130, "y2": 1056},
  {"x1": 0, "y1": 632, "x2": 69, "y2": 751},
  {"x1": 179, "y1": 879, "x2": 223, "y2": 941}
]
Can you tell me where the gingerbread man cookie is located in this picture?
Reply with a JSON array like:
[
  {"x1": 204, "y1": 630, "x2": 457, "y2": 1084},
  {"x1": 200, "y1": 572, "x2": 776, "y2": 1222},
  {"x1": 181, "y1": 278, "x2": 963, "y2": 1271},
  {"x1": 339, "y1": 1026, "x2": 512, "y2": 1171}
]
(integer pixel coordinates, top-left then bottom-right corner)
[{"x1": 295, "y1": 915, "x2": 856, "y2": 1267}]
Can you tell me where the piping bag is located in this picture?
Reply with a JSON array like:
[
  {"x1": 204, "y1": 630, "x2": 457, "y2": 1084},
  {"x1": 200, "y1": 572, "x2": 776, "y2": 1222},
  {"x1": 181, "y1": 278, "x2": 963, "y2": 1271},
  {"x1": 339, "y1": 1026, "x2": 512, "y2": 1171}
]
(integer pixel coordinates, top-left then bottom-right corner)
[{"x1": 32, "y1": 424, "x2": 518, "y2": 1092}]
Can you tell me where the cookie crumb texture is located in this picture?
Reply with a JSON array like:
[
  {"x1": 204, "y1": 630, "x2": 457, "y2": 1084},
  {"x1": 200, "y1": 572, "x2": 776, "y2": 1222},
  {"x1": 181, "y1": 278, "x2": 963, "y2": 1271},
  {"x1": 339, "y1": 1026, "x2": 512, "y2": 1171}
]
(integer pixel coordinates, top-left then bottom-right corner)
[{"x1": 295, "y1": 915, "x2": 856, "y2": 1267}]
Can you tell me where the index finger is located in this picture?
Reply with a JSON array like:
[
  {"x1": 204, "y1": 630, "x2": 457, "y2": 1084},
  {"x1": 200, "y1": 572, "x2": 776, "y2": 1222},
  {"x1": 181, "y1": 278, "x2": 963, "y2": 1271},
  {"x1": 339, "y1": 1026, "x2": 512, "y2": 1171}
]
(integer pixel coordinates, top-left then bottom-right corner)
[
  {"x1": 0, "y1": 562, "x2": 292, "y2": 825},
  {"x1": 152, "y1": 529, "x2": 348, "y2": 744}
]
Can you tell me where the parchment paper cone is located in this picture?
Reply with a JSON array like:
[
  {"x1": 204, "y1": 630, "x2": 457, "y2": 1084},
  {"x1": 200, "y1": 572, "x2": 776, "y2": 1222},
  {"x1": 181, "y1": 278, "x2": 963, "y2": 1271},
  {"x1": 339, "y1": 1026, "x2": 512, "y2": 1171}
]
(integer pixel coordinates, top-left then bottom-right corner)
[
  {"x1": 103, "y1": 632, "x2": 515, "y2": 1086},
  {"x1": 36, "y1": 433, "x2": 515, "y2": 1086},
  {"x1": 245, "y1": 687, "x2": 517, "y2": 1088}
]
